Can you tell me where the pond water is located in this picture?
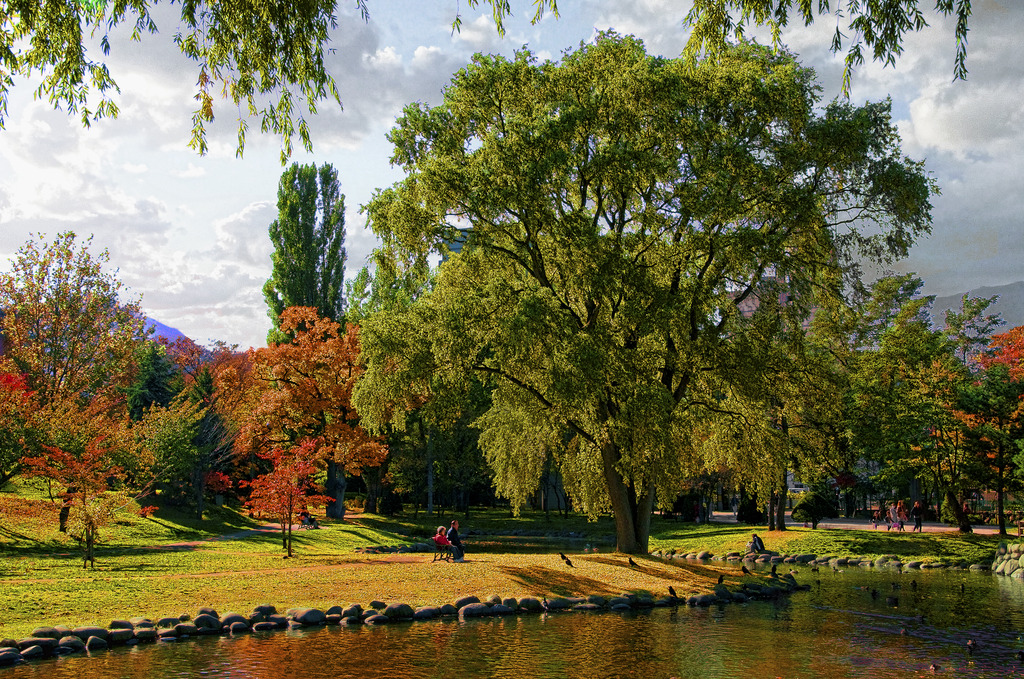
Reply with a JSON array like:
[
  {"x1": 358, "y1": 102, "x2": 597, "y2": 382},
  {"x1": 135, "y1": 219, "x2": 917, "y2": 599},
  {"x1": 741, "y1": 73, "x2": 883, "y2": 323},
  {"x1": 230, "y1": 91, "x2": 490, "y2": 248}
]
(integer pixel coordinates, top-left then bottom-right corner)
[{"x1": 8, "y1": 567, "x2": 1024, "y2": 678}]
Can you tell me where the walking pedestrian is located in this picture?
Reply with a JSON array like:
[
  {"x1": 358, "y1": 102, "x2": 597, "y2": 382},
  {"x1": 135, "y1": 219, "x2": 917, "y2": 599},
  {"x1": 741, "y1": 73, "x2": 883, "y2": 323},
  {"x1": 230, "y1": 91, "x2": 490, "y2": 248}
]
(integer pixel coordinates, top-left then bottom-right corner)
[{"x1": 911, "y1": 500, "x2": 924, "y2": 532}]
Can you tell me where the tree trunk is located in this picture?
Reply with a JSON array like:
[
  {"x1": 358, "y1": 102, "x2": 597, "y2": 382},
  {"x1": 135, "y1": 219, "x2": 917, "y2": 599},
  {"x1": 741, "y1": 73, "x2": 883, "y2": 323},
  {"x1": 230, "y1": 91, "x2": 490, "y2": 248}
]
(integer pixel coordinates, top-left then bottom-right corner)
[
  {"x1": 768, "y1": 490, "x2": 777, "y2": 531},
  {"x1": 324, "y1": 460, "x2": 346, "y2": 519},
  {"x1": 600, "y1": 441, "x2": 653, "y2": 553},
  {"x1": 59, "y1": 486, "x2": 76, "y2": 533},
  {"x1": 364, "y1": 462, "x2": 386, "y2": 514},
  {"x1": 776, "y1": 474, "x2": 788, "y2": 531},
  {"x1": 945, "y1": 489, "x2": 973, "y2": 533},
  {"x1": 997, "y1": 449, "x2": 1007, "y2": 536},
  {"x1": 426, "y1": 430, "x2": 434, "y2": 515},
  {"x1": 192, "y1": 466, "x2": 206, "y2": 520}
]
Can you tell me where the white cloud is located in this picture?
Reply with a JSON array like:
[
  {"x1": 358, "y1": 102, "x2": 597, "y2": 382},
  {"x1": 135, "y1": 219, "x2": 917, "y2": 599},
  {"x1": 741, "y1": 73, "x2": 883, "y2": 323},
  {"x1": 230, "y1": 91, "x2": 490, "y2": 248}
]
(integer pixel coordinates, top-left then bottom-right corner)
[
  {"x1": 366, "y1": 46, "x2": 402, "y2": 68},
  {"x1": 175, "y1": 162, "x2": 207, "y2": 178},
  {"x1": 2, "y1": 0, "x2": 1023, "y2": 349}
]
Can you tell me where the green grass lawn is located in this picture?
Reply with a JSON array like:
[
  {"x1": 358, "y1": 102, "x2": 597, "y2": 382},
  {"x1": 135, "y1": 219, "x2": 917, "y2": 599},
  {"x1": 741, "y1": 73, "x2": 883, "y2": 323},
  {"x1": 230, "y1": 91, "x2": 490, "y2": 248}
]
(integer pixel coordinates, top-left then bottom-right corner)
[
  {"x1": 648, "y1": 521, "x2": 1001, "y2": 565},
  {"x1": 0, "y1": 481, "x2": 1008, "y2": 641}
]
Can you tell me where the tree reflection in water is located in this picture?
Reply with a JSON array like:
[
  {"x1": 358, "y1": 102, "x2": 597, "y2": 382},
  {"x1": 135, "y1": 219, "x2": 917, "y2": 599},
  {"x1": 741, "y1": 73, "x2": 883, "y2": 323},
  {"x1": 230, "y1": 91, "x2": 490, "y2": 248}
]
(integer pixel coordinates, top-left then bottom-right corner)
[{"x1": 6, "y1": 569, "x2": 1024, "y2": 678}]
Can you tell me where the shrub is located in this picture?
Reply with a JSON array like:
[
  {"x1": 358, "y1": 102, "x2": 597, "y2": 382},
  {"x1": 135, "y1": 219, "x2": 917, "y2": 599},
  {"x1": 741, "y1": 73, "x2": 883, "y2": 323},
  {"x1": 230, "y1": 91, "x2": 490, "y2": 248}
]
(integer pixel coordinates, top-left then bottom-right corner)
[{"x1": 791, "y1": 492, "x2": 838, "y2": 529}]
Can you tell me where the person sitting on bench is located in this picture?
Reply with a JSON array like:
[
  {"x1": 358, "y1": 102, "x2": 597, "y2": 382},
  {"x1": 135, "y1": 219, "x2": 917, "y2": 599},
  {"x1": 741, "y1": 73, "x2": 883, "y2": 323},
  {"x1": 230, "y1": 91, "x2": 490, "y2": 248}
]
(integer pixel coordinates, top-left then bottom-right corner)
[
  {"x1": 447, "y1": 519, "x2": 465, "y2": 562},
  {"x1": 431, "y1": 526, "x2": 452, "y2": 561}
]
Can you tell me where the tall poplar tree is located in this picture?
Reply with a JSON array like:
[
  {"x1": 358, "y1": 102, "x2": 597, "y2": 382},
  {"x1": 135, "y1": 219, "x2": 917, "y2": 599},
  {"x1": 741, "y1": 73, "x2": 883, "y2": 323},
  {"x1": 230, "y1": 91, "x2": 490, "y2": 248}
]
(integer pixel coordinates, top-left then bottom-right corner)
[{"x1": 263, "y1": 163, "x2": 347, "y2": 345}]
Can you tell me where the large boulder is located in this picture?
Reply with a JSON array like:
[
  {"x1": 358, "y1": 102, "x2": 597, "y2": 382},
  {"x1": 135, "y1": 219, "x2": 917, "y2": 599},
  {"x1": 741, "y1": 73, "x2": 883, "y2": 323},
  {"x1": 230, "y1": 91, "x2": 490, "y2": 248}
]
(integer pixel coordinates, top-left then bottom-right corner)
[
  {"x1": 193, "y1": 614, "x2": 220, "y2": 630},
  {"x1": 219, "y1": 613, "x2": 249, "y2": 627},
  {"x1": 0, "y1": 650, "x2": 22, "y2": 666},
  {"x1": 517, "y1": 598, "x2": 543, "y2": 613},
  {"x1": 173, "y1": 623, "x2": 198, "y2": 637},
  {"x1": 85, "y1": 636, "x2": 109, "y2": 651},
  {"x1": 134, "y1": 629, "x2": 158, "y2": 642},
  {"x1": 459, "y1": 603, "x2": 492, "y2": 618},
  {"x1": 109, "y1": 620, "x2": 134, "y2": 631},
  {"x1": 454, "y1": 596, "x2": 480, "y2": 610},
  {"x1": 29, "y1": 627, "x2": 60, "y2": 640},
  {"x1": 544, "y1": 597, "x2": 570, "y2": 611},
  {"x1": 72, "y1": 627, "x2": 108, "y2": 642},
  {"x1": 108, "y1": 629, "x2": 135, "y2": 644},
  {"x1": 413, "y1": 607, "x2": 440, "y2": 620},
  {"x1": 58, "y1": 636, "x2": 86, "y2": 653},
  {"x1": 383, "y1": 603, "x2": 414, "y2": 620},
  {"x1": 18, "y1": 637, "x2": 57, "y2": 653},
  {"x1": 290, "y1": 608, "x2": 327, "y2": 626}
]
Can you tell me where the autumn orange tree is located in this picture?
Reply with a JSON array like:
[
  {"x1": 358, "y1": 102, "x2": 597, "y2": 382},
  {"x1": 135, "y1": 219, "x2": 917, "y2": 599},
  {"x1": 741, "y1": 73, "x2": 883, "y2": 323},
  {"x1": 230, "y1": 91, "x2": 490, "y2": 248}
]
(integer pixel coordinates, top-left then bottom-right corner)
[
  {"x1": 960, "y1": 326, "x2": 1024, "y2": 534},
  {"x1": 982, "y1": 327, "x2": 1024, "y2": 380},
  {"x1": 242, "y1": 438, "x2": 332, "y2": 557},
  {"x1": 242, "y1": 307, "x2": 386, "y2": 519}
]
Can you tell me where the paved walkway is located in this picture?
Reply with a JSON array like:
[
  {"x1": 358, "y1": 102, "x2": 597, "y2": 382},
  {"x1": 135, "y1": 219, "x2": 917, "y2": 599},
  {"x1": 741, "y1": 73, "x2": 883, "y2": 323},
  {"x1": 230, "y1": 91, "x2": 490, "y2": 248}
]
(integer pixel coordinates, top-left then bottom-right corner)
[{"x1": 708, "y1": 510, "x2": 1013, "y2": 536}]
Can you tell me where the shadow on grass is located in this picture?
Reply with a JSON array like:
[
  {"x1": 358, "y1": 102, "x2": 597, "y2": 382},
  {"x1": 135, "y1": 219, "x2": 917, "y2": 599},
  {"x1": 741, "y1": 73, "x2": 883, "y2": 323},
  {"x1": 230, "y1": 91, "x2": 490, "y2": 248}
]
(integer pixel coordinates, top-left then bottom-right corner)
[{"x1": 496, "y1": 565, "x2": 621, "y2": 597}]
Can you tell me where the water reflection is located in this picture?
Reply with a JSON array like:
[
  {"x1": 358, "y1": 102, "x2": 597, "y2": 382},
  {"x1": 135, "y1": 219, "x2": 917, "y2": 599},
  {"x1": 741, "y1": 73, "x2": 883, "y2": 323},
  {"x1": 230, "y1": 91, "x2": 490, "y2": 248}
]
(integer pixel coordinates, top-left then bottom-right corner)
[{"x1": 7, "y1": 569, "x2": 1024, "y2": 678}]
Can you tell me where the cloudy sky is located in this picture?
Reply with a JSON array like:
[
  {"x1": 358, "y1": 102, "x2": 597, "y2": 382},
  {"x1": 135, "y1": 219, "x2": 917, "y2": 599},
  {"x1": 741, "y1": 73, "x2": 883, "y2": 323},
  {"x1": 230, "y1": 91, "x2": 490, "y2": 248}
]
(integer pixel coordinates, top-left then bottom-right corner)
[{"x1": 1, "y1": 0, "x2": 1021, "y2": 349}]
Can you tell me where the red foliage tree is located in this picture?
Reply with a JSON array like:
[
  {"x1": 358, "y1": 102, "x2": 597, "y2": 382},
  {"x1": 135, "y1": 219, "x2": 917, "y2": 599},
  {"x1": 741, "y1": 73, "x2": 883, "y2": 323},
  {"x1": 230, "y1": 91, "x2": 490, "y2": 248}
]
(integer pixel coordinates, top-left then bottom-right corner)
[
  {"x1": 242, "y1": 438, "x2": 332, "y2": 557},
  {"x1": 0, "y1": 371, "x2": 37, "y2": 485},
  {"x1": 22, "y1": 437, "x2": 129, "y2": 568}
]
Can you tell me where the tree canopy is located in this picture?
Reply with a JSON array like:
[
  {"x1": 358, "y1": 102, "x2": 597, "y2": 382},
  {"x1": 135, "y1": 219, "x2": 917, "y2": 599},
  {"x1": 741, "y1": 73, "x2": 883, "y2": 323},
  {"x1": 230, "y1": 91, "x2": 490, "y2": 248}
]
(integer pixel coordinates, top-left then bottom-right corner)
[
  {"x1": 1, "y1": 0, "x2": 556, "y2": 159},
  {"x1": 355, "y1": 35, "x2": 934, "y2": 553},
  {"x1": 683, "y1": 1, "x2": 973, "y2": 93},
  {"x1": 0, "y1": 231, "x2": 148, "y2": 407}
]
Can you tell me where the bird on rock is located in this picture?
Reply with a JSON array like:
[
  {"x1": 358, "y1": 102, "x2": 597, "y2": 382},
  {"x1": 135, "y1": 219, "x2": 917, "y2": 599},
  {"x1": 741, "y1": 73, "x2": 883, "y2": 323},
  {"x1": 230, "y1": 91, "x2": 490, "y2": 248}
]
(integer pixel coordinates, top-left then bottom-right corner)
[
  {"x1": 770, "y1": 564, "x2": 777, "y2": 577},
  {"x1": 668, "y1": 586, "x2": 678, "y2": 599},
  {"x1": 564, "y1": 556, "x2": 574, "y2": 568},
  {"x1": 717, "y1": 574, "x2": 724, "y2": 584},
  {"x1": 741, "y1": 565, "x2": 752, "y2": 575},
  {"x1": 628, "y1": 557, "x2": 638, "y2": 567},
  {"x1": 559, "y1": 552, "x2": 568, "y2": 562}
]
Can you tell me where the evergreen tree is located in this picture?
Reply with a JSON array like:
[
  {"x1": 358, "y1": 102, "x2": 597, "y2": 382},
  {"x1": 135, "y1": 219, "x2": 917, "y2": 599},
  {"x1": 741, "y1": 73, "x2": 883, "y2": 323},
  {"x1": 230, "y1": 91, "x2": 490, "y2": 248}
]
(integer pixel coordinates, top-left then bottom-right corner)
[
  {"x1": 263, "y1": 163, "x2": 347, "y2": 344},
  {"x1": 126, "y1": 342, "x2": 182, "y2": 421}
]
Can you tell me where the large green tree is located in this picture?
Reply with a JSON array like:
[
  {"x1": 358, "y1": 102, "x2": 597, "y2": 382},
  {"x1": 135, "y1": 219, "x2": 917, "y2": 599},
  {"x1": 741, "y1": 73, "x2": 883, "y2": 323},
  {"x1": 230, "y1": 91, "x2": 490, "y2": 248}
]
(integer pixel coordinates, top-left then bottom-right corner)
[
  {"x1": 355, "y1": 35, "x2": 934, "y2": 553},
  {"x1": 263, "y1": 163, "x2": 347, "y2": 345}
]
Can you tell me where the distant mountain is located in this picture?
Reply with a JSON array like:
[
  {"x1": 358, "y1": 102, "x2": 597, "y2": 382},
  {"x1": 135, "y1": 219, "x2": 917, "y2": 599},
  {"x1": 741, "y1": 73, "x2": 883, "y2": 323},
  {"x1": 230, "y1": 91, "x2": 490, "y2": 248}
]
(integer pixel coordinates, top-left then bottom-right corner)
[
  {"x1": 145, "y1": 318, "x2": 188, "y2": 344},
  {"x1": 931, "y1": 281, "x2": 1024, "y2": 331}
]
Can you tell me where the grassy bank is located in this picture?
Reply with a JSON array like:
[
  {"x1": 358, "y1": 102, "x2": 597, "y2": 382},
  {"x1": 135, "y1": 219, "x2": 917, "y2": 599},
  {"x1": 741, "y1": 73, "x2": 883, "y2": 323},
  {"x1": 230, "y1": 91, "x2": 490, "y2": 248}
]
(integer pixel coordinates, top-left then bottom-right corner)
[{"x1": 0, "y1": 484, "x2": 1005, "y2": 640}]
